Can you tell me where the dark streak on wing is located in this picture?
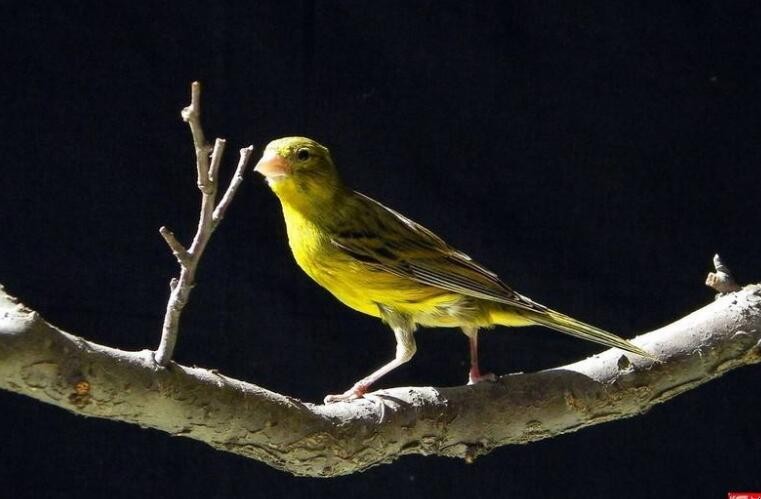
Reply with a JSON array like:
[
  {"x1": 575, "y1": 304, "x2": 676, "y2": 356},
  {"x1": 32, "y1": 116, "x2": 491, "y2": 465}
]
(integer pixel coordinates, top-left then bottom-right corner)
[{"x1": 330, "y1": 191, "x2": 546, "y2": 313}]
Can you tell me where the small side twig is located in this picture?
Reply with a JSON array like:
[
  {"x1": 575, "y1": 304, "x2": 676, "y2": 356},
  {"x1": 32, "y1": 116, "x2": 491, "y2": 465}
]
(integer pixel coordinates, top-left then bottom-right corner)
[
  {"x1": 158, "y1": 227, "x2": 190, "y2": 266},
  {"x1": 705, "y1": 253, "x2": 741, "y2": 294},
  {"x1": 213, "y1": 146, "x2": 253, "y2": 225},
  {"x1": 208, "y1": 139, "x2": 226, "y2": 183},
  {"x1": 154, "y1": 82, "x2": 254, "y2": 367}
]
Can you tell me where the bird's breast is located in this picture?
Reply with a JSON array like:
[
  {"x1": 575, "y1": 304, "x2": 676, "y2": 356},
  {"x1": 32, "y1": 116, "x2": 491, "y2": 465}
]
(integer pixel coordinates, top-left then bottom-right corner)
[
  {"x1": 280, "y1": 204, "x2": 382, "y2": 317},
  {"x1": 281, "y1": 205, "x2": 327, "y2": 274}
]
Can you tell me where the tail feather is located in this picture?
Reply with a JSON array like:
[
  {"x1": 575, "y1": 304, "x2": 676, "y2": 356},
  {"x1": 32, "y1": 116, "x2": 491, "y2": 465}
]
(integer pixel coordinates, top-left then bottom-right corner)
[{"x1": 521, "y1": 309, "x2": 657, "y2": 361}]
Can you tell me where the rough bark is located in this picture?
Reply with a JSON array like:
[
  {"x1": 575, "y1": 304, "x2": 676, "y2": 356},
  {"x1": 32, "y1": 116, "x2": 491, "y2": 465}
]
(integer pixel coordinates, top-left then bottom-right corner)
[{"x1": 0, "y1": 284, "x2": 759, "y2": 477}]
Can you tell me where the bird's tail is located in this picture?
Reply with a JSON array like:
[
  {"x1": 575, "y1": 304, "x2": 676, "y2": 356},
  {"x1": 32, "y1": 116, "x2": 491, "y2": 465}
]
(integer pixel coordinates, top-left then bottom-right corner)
[{"x1": 494, "y1": 307, "x2": 657, "y2": 360}]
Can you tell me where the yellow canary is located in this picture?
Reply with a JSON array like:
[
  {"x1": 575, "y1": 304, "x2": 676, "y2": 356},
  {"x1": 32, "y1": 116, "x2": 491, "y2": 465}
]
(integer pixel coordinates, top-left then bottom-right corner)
[{"x1": 254, "y1": 137, "x2": 655, "y2": 403}]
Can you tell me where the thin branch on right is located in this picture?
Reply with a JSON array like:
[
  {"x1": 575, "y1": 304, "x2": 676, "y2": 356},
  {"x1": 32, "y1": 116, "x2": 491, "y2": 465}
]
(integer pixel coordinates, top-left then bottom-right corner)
[{"x1": 706, "y1": 253, "x2": 741, "y2": 294}]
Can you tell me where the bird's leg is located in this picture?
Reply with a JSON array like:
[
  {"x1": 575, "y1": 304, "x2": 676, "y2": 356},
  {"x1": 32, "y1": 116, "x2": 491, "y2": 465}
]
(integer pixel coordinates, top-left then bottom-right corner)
[
  {"x1": 324, "y1": 314, "x2": 416, "y2": 404},
  {"x1": 463, "y1": 327, "x2": 497, "y2": 385}
]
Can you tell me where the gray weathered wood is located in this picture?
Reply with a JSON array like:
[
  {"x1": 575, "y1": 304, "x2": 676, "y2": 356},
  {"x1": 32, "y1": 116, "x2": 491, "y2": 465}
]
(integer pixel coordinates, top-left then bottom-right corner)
[{"x1": 0, "y1": 284, "x2": 758, "y2": 477}]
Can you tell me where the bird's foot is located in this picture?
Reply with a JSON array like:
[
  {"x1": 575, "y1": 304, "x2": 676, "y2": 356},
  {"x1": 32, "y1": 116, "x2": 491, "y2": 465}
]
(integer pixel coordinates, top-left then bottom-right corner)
[
  {"x1": 324, "y1": 382, "x2": 369, "y2": 404},
  {"x1": 468, "y1": 368, "x2": 497, "y2": 385}
]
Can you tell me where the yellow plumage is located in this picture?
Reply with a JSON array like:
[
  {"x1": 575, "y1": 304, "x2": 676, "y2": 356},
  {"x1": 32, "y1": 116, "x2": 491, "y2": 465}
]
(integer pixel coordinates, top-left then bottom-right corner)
[{"x1": 254, "y1": 137, "x2": 655, "y2": 403}]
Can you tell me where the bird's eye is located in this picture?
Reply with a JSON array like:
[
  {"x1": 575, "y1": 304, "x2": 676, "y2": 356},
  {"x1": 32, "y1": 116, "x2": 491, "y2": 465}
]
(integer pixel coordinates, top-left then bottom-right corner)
[{"x1": 297, "y1": 148, "x2": 310, "y2": 161}]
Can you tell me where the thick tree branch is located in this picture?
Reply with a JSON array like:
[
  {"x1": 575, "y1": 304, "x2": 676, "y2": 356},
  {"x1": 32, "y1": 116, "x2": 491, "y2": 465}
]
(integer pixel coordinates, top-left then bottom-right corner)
[{"x1": 1, "y1": 283, "x2": 759, "y2": 477}]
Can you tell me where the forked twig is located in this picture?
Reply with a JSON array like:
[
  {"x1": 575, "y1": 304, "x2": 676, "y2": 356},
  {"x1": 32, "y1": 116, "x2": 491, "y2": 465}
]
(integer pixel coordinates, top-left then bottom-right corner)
[{"x1": 154, "y1": 82, "x2": 254, "y2": 366}]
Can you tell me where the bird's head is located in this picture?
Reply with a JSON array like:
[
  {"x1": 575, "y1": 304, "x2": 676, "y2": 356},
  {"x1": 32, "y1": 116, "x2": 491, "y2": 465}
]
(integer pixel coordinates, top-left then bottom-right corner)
[{"x1": 254, "y1": 137, "x2": 343, "y2": 209}]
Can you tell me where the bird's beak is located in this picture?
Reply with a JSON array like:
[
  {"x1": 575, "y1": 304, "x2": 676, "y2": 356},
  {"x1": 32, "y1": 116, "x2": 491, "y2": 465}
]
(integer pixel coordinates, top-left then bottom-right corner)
[{"x1": 254, "y1": 150, "x2": 291, "y2": 180}]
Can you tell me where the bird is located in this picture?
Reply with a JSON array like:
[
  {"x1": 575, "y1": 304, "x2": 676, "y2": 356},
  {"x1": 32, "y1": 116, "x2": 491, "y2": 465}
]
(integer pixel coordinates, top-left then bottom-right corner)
[{"x1": 254, "y1": 136, "x2": 656, "y2": 403}]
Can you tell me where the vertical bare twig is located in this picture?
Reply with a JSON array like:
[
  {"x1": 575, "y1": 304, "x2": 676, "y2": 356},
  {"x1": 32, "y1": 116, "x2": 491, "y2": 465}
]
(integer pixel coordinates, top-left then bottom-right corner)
[{"x1": 154, "y1": 82, "x2": 254, "y2": 367}]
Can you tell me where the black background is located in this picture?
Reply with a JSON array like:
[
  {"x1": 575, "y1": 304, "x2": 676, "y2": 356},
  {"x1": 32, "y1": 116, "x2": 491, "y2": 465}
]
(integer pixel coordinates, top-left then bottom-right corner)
[{"x1": 1, "y1": 2, "x2": 760, "y2": 498}]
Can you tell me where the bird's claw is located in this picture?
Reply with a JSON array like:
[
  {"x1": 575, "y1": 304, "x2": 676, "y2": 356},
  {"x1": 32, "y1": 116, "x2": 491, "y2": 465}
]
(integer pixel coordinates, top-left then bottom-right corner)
[
  {"x1": 468, "y1": 370, "x2": 497, "y2": 385},
  {"x1": 324, "y1": 383, "x2": 369, "y2": 404}
]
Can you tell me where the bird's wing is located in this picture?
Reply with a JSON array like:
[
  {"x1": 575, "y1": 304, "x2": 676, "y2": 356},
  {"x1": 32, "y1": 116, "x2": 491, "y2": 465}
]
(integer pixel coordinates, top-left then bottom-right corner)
[{"x1": 330, "y1": 192, "x2": 544, "y2": 312}]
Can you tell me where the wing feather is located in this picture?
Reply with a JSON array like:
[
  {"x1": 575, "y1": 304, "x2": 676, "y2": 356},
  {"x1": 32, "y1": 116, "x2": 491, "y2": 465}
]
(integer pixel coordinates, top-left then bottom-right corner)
[{"x1": 330, "y1": 192, "x2": 544, "y2": 312}]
